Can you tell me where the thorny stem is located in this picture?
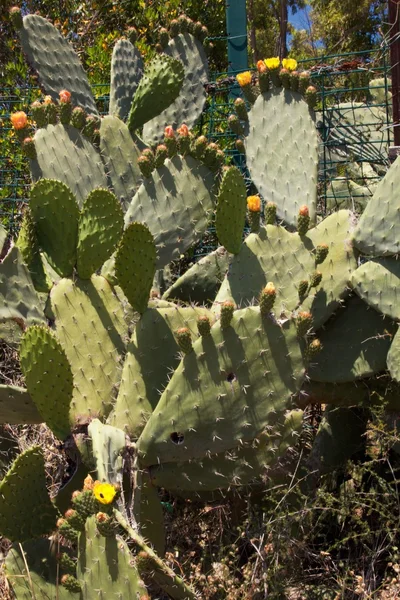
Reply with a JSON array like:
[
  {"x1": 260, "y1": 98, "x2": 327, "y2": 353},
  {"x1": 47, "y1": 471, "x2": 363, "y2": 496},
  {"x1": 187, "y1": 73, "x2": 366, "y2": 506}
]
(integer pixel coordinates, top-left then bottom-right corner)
[{"x1": 114, "y1": 509, "x2": 197, "y2": 600}]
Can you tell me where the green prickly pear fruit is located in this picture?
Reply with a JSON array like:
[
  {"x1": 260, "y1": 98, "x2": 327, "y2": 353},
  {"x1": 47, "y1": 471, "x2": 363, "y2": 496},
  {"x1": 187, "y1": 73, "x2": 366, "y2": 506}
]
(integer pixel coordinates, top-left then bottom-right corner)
[
  {"x1": 279, "y1": 68, "x2": 291, "y2": 89},
  {"x1": 159, "y1": 27, "x2": 169, "y2": 48},
  {"x1": 297, "y1": 205, "x2": 310, "y2": 236},
  {"x1": 310, "y1": 270, "x2": 323, "y2": 288},
  {"x1": 138, "y1": 155, "x2": 153, "y2": 178},
  {"x1": 44, "y1": 97, "x2": 58, "y2": 125},
  {"x1": 59, "y1": 95, "x2": 72, "y2": 125},
  {"x1": 22, "y1": 137, "x2": 36, "y2": 159},
  {"x1": 306, "y1": 338, "x2": 323, "y2": 360},
  {"x1": 31, "y1": 101, "x2": 47, "y2": 128},
  {"x1": 10, "y1": 6, "x2": 23, "y2": 29},
  {"x1": 65, "y1": 508, "x2": 85, "y2": 531},
  {"x1": 215, "y1": 148, "x2": 226, "y2": 171},
  {"x1": 169, "y1": 19, "x2": 180, "y2": 37},
  {"x1": 197, "y1": 315, "x2": 211, "y2": 337},
  {"x1": 136, "y1": 550, "x2": 152, "y2": 573},
  {"x1": 203, "y1": 142, "x2": 220, "y2": 169},
  {"x1": 177, "y1": 123, "x2": 191, "y2": 155},
  {"x1": 57, "y1": 518, "x2": 79, "y2": 542},
  {"x1": 193, "y1": 21, "x2": 203, "y2": 39},
  {"x1": 220, "y1": 300, "x2": 235, "y2": 328},
  {"x1": 228, "y1": 114, "x2": 243, "y2": 135},
  {"x1": 95, "y1": 512, "x2": 116, "y2": 537},
  {"x1": 234, "y1": 97, "x2": 248, "y2": 121},
  {"x1": 175, "y1": 327, "x2": 193, "y2": 354},
  {"x1": 247, "y1": 195, "x2": 261, "y2": 233},
  {"x1": 155, "y1": 144, "x2": 168, "y2": 167},
  {"x1": 298, "y1": 280, "x2": 309, "y2": 298},
  {"x1": 127, "y1": 26, "x2": 138, "y2": 44},
  {"x1": 296, "y1": 311, "x2": 313, "y2": 338},
  {"x1": 199, "y1": 25, "x2": 209, "y2": 43},
  {"x1": 82, "y1": 114, "x2": 100, "y2": 141},
  {"x1": 58, "y1": 552, "x2": 77, "y2": 574},
  {"x1": 61, "y1": 574, "x2": 81, "y2": 593},
  {"x1": 164, "y1": 126, "x2": 177, "y2": 157},
  {"x1": 71, "y1": 489, "x2": 97, "y2": 519},
  {"x1": 315, "y1": 243, "x2": 329, "y2": 265},
  {"x1": 257, "y1": 60, "x2": 270, "y2": 93},
  {"x1": 290, "y1": 71, "x2": 300, "y2": 92},
  {"x1": 305, "y1": 85, "x2": 318, "y2": 110},
  {"x1": 260, "y1": 282, "x2": 276, "y2": 316},
  {"x1": 191, "y1": 134, "x2": 208, "y2": 160},
  {"x1": 235, "y1": 139, "x2": 245, "y2": 153},
  {"x1": 177, "y1": 14, "x2": 190, "y2": 32},
  {"x1": 155, "y1": 43, "x2": 163, "y2": 53},
  {"x1": 265, "y1": 201, "x2": 277, "y2": 225},
  {"x1": 299, "y1": 71, "x2": 311, "y2": 94},
  {"x1": 71, "y1": 106, "x2": 86, "y2": 130}
]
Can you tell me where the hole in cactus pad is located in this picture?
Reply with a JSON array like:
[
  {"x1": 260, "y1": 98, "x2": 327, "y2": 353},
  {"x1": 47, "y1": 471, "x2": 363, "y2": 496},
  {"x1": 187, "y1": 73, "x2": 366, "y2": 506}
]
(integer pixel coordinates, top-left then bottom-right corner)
[
  {"x1": 170, "y1": 432, "x2": 185, "y2": 445},
  {"x1": 226, "y1": 372, "x2": 236, "y2": 383}
]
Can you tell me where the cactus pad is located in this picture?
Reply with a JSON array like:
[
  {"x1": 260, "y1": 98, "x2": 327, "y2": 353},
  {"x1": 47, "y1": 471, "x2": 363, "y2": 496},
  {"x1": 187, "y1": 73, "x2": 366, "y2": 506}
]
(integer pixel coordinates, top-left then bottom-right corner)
[
  {"x1": 19, "y1": 14, "x2": 98, "y2": 115},
  {"x1": 137, "y1": 307, "x2": 305, "y2": 466},
  {"x1": 127, "y1": 54, "x2": 185, "y2": 132},
  {"x1": 0, "y1": 384, "x2": 42, "y2": 424},
  {"x1": 351, "y1": 258, "x2": 400, "y2": 321},
  {"x1": 125, "y1": 155, "x2": 215, "y2": 268},
  {"x1": 215, "y1": 166, "x2": 247, "y2": 254},
  {"x1": 143, "y1": 33, "x2": 208, "y2": 144},
  {"x1": 0, "y1": 447, "x2": 58, "y2": 541},
  {"x1": 30, "y1": 179, "x2": 79, "y2": 277},
  {"x1": 77, "y1": 188, "x2": 124, "y2": 279},
  {"x1": 115, "y1": 222, "x2": 157, "y2": 314},
  {"x1": 245, "y1": 89, "x2": 318, "y2": 228},
  {"x1": 109, "y1": 39, "x2": 144, "y2": 120},
  {"x1": 388, "y1": 329, "x2": 400, "y2": 382},
  {"x1": 88, "y1": 419, "x2": 125, "y2": 484},
  {"x1": 20, "y1": 326, "x2": 73, "y2": 439},
  {"x1": 16, "y1": 208, "x2": 50, "y2": 293}
]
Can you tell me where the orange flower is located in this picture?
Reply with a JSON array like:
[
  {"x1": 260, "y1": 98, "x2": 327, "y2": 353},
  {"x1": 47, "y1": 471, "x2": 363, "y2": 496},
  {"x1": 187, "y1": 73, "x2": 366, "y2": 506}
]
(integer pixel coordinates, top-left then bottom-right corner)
[
  {"x1": 236, "y1": 71, "x2": 252, "y2": 87},
  {"x1": 177, "y1": 123, "x2": 189, "y2": 136},
  {"x1": 257, "y1": 60, "x2": 267, "y2": 73},
  {"x1": 247, "y1": 195, "x2": 261, "y2": 212},
  {"x1": 44, "y1": 95, "x2": 53, "y2": 105},
  {"x1": 299, "y1": 205, "x2": 309, "y2": 216},
  {"x1": 59, "y1": 89, "x2": 71, "y2": 103},
  {"x1": 164, "y1": 126, "x2": 175, "y2": 138},
  {"x1": 11, "y1": 111, "x2": 27, "y2": 130}
]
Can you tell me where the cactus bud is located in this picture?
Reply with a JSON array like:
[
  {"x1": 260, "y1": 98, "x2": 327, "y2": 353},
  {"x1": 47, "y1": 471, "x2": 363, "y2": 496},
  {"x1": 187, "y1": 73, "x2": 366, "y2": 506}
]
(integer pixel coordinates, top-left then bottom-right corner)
[
  {"x1": 83, "y1": 474, "x2": 94, "y2": 491},
  {"x1": 228, "y1": 114, "x2": 243, "y2": 135},
  {"x1": 234, "y1": 97, "x2": 248, "y2": 121},
  {"x1": 310, "y1": 270, "x2": 322, "y2": 288},
  {"x1": 65, "y1": 508, "x2": 85, "y2": 531},
  {"x1": 247, "y1": 195, "x2": 261, "y2": 233},
  {"x1": 177, "y1": 123, "x2": 191, "y2": 155},
  {"x1": 305, "y1": 85, "x2": 318, "y2": 110},
  {"x1": 193, "y1": 21, "x2": 203, "y2": 39},
  {"x1": 296, "y1": 311, "x2": 313, "y2": 338},
  {"x1": 57, "y1": 518, "x2": 79, "y2": 542},
  {"x1": 169, "y1": 19, "x2": 179, "y2": 37},
  {"x1": 235, "y1": 138, "x2": 245, "y2": 154},
  {"x1": 297, "y1": 205, "x2": 310, "y2": 236},
  {"x1": 61, "y1": 574, "x2": 81, "y2": 593},
  {"x1": 155, "y1": 144, "x2": 168, "y2": 167},
  {"x1": 220, "y1": 301, "x2": 235, "y2": 328},
  {"x1": 58, "y1": 552, "x2": 76, "y2": 574},
  {"x1": 191, "y1": 135, "x2": 208, "y2": 160},
  {"x1": 199, "y1": 25, "x2": 209, "y2": 43},
  {"x1": 260, "y1": 282, "x2": 276, "y2": 316},
  {"x1": 10, "y1": 6, "x2": 23, "y2": 29},
  {"x1": 175, "y1": 327, "x2": 193, "y2": 354},
  {"x1": 159, "y1": 27, "x2": 169, "y2": 48},
  {"x1": 138, "y1": 155, "x2": 154, "y2": 178},
  {"x1": 59, "y1": 89, "x2": 71, "y2": 103},
  {"x1": 279, "y1": 68, "x2": 291, "y2": 89},
  {"x1": 31, "y1": 101, "x2": 47, "y2": 128},
  {"x1": 315, "y1": 243, "x2": 329, "y2": 265},
  {"x1": 72, "y1": 489, "x2": 97, "y2": 519},
  {"x1": 197, "y1": 315, "x2": 211, "y2": 337},
  {"x1": 177, "y1": 14, "x2": 189, "y2": 32},
  {"x1": 22, "y1": 137, "x2": 36, "y2": 159},
  {"x1": 306, "y1": 338, "x2": 323, "y2": 360},
  {"x1": 299, "y1": 71, "x2": 311, "y2": 94},
  {"x1": 71, "y1": 106, "x2": 86, "y2": 130},
  {"x1": 265, "y1": 201, "x2": 277, "y2": 225},
  {"x1": 164, "y1": 126, "x2": 177, "y2": 157},
  {"x1": 95, "y1": 512, "x2": 116, "y2": 537},
  {"x1": 202, "y1": 142, "x2": 219, "y2": 169},
  {"x1": 82, "y1": 114, "x2": 100, "y2": 141},
  {"x1": 297, "y1": 280, "x2": 309, "y2": 298},
  {"x1": 127, "y1": 26, "x2": 138, "y2": 44},
  {"x1": 290, "y1": 71, "x2": 300, "y2": 92}
]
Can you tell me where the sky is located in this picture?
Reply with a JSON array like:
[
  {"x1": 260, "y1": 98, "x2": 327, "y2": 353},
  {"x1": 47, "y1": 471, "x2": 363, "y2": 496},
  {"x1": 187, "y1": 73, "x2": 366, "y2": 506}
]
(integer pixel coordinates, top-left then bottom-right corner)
[{"x1": 288, "y1": 5, "x2": 311, "y2": 30}]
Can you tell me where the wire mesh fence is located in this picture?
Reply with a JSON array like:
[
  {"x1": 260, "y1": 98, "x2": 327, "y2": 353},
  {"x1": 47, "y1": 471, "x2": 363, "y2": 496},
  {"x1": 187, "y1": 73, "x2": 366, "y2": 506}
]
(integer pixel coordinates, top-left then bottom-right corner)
[{"x1": 0, "y1": 46, "x2": 394, "y2": 252}]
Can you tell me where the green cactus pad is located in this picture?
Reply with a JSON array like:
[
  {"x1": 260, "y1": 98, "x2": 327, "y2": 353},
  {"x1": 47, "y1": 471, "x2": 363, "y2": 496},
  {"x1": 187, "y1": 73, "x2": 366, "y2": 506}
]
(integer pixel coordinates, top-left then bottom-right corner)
[
  {"x1": 0, "y1": 385, "x2": 42, "y2": 424},
  {"x1": 214, "y1": 225, "x2": 314, "y2": 313},
  {"x1": 31, "y1": 124, "x2": 107, "y2": 207},
  {"x1": 88, "y1": 419, "x2": 125, "y2": 484},
  {"x1": 30, "y1": 179, "x2": 79, "y2": 277},
  {"x1": 150, "y1": 409, "x2": 303, "y2": 491},
  {"x1": 309, "y1": 295, "x2": 397, "y2": 383},
  {"x1": 127, "y1": 54, "x2": 185, "y2": 132},
  {"x1": 134, "y1": 473, "x2": 165, "y2": 555},
  {"x1": 0, "y1": 246, "x2": 45, "y2": 326},
  {"x1": 125, "y1": 155, "x2": 215, "y2": 268},
  {"x1": 351, "y1": 258, "x2": 400, "y2": 321},
  {"x1": 137, "y1": 307, "x2": 305, "y2": 466},
  {"x1": 50, "y1": 276, "x2": 127, "y2": 423},
  {"x1": 0, "y1": 447, "x2": 58, "y2": 541},
  {"x1": 300, "y1": 210, "x2": 358, "y2": 329},
  {"x1": 0, "y1": 223, "x2": 6, "y2": 255},
  {"x1": 245, "y1": 89, "x2": 318, "y2": 228},
  {"x1": 77, "y1": 188, "x2": 124, "y2": 279},
  {"x1": 20, "y1": 325, "x2": 73, "y2": 440},
  {"x1": 6, "y1": 539, "x2": 75, "y2": 599},
  {"x1": 353, "y1": 155, "x2": 400, "y2": 256},
  {"x1": 388, "y1": 328, "x2": 400, "y2": 382},
  {"x1": 163, "y1": 248, "x2": 230, "y2": 305},
  {"x1": 109, "y1": 39, "x2": 144, "y2": 120},
  {"x1": 109, "y1": 304, "x2": 213, "y2": 437},
  {"x1": 16, "y1": 209, "x2": 50, "y2": 293},
  {"x1": 143, "y1": 33, "x2": 208, "y2": 144},
  {"x1": 115, "y1": 222, "x2": 157, "y2": 314},
  {"x1": 215, "y1": 166, "x2": 247, "y2": 254},
  {"x1": 77, "y1": 516, "x2": 145, "y2": 598},
  {"x1": 301, "y1": 378, "x2": 400, "y2": 411},
  {"x1": 99, "y1": 116, "x2": 142, "y2": 212}
]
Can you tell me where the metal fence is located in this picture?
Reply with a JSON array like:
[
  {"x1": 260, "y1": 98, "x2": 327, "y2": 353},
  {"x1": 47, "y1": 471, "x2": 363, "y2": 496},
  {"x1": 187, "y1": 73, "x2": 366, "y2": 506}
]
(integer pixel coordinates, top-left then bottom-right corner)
[{"x1": 0, "y1": 47, "x2": 393, "y2": 241}]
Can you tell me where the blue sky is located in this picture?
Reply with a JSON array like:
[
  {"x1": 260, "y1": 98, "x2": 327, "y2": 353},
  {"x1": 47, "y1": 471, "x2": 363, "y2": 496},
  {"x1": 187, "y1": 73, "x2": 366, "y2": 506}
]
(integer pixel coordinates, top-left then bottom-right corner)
[{"x1": 288, "y1": 5, "x2": 311, "y2": 30}]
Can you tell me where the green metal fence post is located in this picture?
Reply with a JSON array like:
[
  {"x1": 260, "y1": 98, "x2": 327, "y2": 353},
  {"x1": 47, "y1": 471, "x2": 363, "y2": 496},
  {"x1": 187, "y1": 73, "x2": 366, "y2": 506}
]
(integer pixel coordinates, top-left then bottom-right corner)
[{"x1": 225, "y1": 0, "x2": 248, "y2": 74}]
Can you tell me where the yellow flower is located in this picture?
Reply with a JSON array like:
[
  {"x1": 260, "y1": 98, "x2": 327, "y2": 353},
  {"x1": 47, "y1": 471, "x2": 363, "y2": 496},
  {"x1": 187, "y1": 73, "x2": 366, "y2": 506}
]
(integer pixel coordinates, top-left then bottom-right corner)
[
  {"x1": 247, "y1": 195, "x2": 261, "y2": 212},
  {"x1": 10, "y1": 111, "x2": 27, "y2": 130},
  {"x1": 93, "y1": 481, "x2": 117, "y2": 505},
  {"x1": 236, "y1": 71, "x2": 252, "y2": 87},
  {"x1": 264, "y1": 57, "x2": 280, "y2": 70},
  {"x1": 282, "y1": 58, "x2": 298, "y2": 72},
  {"x1": 44, "y1": 95, "x2": 53, "y2": 105}
]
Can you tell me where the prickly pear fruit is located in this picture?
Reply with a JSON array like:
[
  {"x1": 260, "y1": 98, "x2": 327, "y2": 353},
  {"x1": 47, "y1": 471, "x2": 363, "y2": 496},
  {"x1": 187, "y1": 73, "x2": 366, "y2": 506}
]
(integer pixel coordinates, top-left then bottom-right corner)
[
  {"x1": 61, "y1": 574, "x2": 81, "y2": 593},
  {"x1": 310, "y1": 271, "x2": 323, "y2": 288},
  {"x1": 10, "y1": 6, "x2": 23, "y2": 29},
  {"x1": 138, "y1": 154, "x2": 154, "y2": 178},
  {"x1": 22, "y1": 137, "x2": 36, "y2": 159},
  {"x1": 192, "y1": 134, "x2": 208, "y2": 159},
  {"x1": 57, "y1": 518, "x2": 79, "y2": 542},
  {"x1": 228, "y1": 114, "x2": 243, "y2": 135},
  {"x1": 299, "y1": 71, "x2": 311, "y2": 94},
  {"x1": 197, "y1": 315, "x2": 211, "y2": 337},
  {"x1": 235, "y1": 139, "x2": 245, "y2": 153},
  {"x1": 279, "y1": 68, "x2": 291, "y2": 89},
  {"x1": 58, "y1": 552, "x2": 77, "y2": 574},
  {"x1": 175, "y1": 327, "x2": 193, "y2": 354},
  {"x1": 44, "y1": 98, "x2": 58, "y2": 125},
  {"x1": 315, "y1": 243, "x2": 329, "y2": 265},
  {"x1": 296, "y1": 311, "x2": 313, "y2": 338},
  {"x1": 234, "y1": 97, "x2": 248, "y2": 121},
  {"x1": 177, "y1": 123, "x2": 191, "y2": 155},
  {"x1": 298, "y1": 280, "x2": 309, "y2": 298},
  {"x1": 164, "y1": 126, "x2": 177, "y2": 157},
  {"x1": 159, "y1": 27, "x2": 169, "y2": 48},
  {"x1": 260, "y1": 282, "x2": 276, "y2": 316},
  {"x1": 305, "y1": 85, "x2": 318, "y2": 110},
  {"x1": 297, "y1": 205, "x2": 310, "y2": 236},
  {"x1": 290, "y1": 71, "x2": 300, "y2": 92},
  {"x1": 155, "y1": 144, "x2": 168, "y2": 167},
  {"x1": 31, "y1": 101, "x2": 47, "y2": 128},
  {"x1": 65, "y1": 508, "x2": 85, "y2": 531},
  {"x1": 306, "y1": 338, "x2": 323, "y2": 360},
  {"x1": 220, "y1": 301, "x2": 235, "y2": 328},
  {"x1": 71, "y1": 106, "x2": 86, "y2": 130},
  {"x1": 257, "y1": 60, "x2": 270, "y2": 93},
  {"x1": 71, "y1": 489, "x2": 97, "y2": 519},
  {"x1": 95, "y1": 512, "x2": 117, "y2": 537},
  {"x1": 265, "y1": 201, "x2": 277, "y2": 225},
  {"x1": 247, "y1": 195, "x2": 261, "y2": 233}
]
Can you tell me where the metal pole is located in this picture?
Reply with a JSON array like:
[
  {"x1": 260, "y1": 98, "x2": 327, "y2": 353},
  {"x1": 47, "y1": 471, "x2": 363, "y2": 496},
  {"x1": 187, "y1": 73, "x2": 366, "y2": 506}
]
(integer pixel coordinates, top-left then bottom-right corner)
[
  {"x1": 389, "y1": 0, "x2": 400, "y2": 155},
  {"x1": 225, "y1": 0, "x2": 248, "y2": 74}
]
